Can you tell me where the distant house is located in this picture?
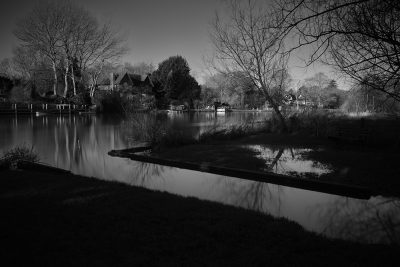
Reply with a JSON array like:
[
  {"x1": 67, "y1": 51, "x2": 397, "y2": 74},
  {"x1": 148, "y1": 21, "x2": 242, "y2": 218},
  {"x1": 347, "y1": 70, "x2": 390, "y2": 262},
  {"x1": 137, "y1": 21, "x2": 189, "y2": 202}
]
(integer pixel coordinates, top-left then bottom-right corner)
[
  {"x1": 283, "y1": 93, "x2": 296, "y2": 105},
  {"x1": 296, "y1": 95, "x2": 317, "y2": 107},
  {"x1": 98, "y1": 72, "x2": 154, "y2": 94},
  {"x1": 169, "y1": 99, "x2": 187, "y2": 111},
  {"x1": 169, "y1": 104, "x2": 186, "y2": 111}
]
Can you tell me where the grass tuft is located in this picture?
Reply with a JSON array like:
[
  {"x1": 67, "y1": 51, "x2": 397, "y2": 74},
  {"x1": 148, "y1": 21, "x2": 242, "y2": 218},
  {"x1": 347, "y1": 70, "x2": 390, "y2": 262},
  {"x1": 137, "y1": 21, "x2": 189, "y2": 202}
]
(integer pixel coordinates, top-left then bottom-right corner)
[{"x1": 0, "y1": 144, "x2": 39, "y2": 170}]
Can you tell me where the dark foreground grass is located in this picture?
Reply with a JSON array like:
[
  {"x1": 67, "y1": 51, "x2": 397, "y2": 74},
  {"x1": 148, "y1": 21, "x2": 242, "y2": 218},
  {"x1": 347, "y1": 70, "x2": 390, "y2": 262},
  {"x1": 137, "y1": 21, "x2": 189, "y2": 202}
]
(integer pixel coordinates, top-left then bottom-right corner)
[{"x1": 0, "y1": 169, "x2": 399, "y2": 266}]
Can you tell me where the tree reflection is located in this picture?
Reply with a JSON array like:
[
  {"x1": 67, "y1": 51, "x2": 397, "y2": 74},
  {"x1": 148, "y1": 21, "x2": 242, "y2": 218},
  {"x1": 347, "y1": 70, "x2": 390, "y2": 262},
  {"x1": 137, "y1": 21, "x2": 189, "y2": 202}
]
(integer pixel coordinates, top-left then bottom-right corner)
[
  {"x1": 313, "y1": 197, "x2": 400, "y2": 244},
  {"x1": 129, "y1": 161, "x2": 166, "y2": 187},
  {"x1": 216, "y1": 148, "x2": 286, "y2": 214}
]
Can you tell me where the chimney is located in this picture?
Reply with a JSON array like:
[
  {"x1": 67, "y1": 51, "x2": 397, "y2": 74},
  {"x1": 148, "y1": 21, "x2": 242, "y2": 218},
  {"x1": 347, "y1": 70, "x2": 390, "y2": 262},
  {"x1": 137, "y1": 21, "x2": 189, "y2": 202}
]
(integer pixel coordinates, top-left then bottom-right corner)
[{"x1": 110, "y1": 73, "x2": 114, "y2": 91}]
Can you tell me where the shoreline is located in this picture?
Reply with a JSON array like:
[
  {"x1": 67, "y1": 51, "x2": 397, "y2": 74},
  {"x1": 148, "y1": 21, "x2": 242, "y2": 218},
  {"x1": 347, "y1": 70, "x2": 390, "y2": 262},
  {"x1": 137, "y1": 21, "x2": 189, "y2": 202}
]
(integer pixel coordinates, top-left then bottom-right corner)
[
  {"x1": 1, "y1": 164, "x2": 399, "y2": 265},
  {"x1": 108, "y1": 147, "x2": 376, "y2": 199}
]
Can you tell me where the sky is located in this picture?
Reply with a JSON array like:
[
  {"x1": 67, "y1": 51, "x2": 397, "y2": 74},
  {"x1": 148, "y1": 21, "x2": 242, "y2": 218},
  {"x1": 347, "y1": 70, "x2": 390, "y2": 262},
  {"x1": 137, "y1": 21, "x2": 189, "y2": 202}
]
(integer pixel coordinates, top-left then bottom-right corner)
[{"x1": 0, "y1": 0, "x2": 349, "y2": 88}]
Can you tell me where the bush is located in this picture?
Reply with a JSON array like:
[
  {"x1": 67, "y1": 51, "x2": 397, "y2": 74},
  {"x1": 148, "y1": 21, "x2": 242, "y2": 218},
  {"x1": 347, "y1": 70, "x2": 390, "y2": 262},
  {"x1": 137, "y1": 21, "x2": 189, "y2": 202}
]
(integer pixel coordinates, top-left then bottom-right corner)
[
  {"x1": 9, "y1": 84, "x2": 32, "y2": 103},
  {"x1": 199, "y1": 124, "x2": 255, "y2": 143},
  {"x1": 100, "y1": 91, "x2": 127, "y2": 115},
  {"x1": 284, "y1": 110, "x2": 340, "y2": 137},
  {"x1": 263, "y1": 113, "x2": 283, "y2": 133},
  {"x1": 0, "y1": 145, "x2": 39, "y2": 170},
  {"x1": 98, "y1": 91, "x2": 149, "y2": 115},
  {"x1": 127, "y1": 113, "x2": 196, "y2": 150},
  {"x1": 68, "y1": 92, "x2": 92, "y2": 105}
]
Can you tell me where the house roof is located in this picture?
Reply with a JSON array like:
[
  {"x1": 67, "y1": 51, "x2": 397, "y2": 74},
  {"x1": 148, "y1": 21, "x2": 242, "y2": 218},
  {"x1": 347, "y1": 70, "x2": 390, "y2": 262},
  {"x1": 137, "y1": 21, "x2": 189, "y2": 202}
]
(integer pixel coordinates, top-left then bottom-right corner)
[
  {"x1": 99, "y1": 74, "x2": 119, "y2": 85},
  {"x1": 98, "y1": 72, "x2": 153, "y2": 86}
]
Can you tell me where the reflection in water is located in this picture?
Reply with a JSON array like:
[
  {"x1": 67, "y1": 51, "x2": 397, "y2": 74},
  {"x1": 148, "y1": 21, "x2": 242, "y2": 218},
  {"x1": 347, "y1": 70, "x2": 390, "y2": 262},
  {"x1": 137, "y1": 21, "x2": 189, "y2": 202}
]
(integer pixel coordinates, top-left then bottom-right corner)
[
  {"x1": 130, "y1": 162, "x2": 166, "y2": 186},
  {"x1": 314, "y1": 197, "x2": 400, "y2": 244},
  {"x1": 0, "y1": 113, "x2": 399, "y2": 244},
  {"x1": 244, "y1": 145, "x2": 332, "y2": 176},
  {"x1": 217, "y1": 178, "x2": 284, "y2": 214}
]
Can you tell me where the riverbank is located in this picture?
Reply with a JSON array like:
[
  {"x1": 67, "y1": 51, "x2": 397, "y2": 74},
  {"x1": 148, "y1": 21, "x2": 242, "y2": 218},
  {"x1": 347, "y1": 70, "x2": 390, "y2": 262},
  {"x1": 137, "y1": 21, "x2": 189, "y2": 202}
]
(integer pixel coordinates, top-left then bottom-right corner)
[
  {"x1": 1, "y1": 167, "x2": 399, "y2": 266},
  {"x1": 151, "y1": 132, "x2": 400, "y2": 196}
]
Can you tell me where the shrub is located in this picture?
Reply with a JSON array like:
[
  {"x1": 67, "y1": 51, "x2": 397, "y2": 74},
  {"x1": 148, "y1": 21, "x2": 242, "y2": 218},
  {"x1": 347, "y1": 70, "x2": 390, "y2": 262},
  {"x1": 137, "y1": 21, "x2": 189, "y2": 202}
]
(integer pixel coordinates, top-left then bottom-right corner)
[
  {"x1": 9, "y1": 84, "x2": 31, "y2": 103},
  {"x1": 0, "y1": 145, "x2": 39, "y2": 170},
  {"x1": 100, "y1": 91, "x2": 126, "y2": 115},
  {"x1": 127, "y1": 113, "x2": 196, "y2": 150},
  {"x1": 68, "y1": 92, "x2": 92, "y2": 105},
  {"x1": 284, "y1": 110, "x2": 339, "y2": 137},
  {"x1": 199, "y1": 124, "x2": 254, "y2": 142}
]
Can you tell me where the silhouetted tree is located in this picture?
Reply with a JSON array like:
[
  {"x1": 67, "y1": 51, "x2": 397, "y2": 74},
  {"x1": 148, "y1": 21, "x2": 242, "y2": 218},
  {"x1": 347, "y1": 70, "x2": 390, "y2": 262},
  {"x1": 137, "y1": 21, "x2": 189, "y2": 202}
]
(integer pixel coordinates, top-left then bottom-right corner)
[
  {"x1": 152, "y1": 55, "x2": 200, "y2": 108},
  {"x1": 15, "y1": 0, "x2": 127, "y2": 97},
  {"x1": 275, "y1": 0, "x2": 400, "y2": 102},
  {"x1": 211, "y1": 0, "x2": 290, "y2": 131}
]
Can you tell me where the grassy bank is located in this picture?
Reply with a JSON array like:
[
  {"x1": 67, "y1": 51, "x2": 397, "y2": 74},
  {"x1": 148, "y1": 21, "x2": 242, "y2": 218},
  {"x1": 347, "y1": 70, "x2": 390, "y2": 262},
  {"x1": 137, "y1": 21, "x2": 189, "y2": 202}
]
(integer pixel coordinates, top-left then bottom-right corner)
[
  {"x1": 1, "y1": 168, "x2": 399, "y2": 266},
  {"x1": 151, "y1": 131, "x2": 400, "y2": 196}
]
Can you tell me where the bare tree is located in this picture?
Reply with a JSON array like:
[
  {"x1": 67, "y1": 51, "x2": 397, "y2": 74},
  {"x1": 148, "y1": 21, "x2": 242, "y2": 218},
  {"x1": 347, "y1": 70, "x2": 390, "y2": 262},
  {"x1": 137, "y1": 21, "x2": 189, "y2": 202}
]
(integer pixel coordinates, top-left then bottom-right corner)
[
  {"x1": 15, "y1": 0, "x2": 127, "y2": 98},
  {"x1": 0, "y1": 58, "x2": 16, "y2": 79},
  {"x1": 304, "y1": 72, "x2": 331, "y2": 106},
  {"x1": 11, "y1": 46, "x2": 44, "y2": 81},
  {"x1": 274, "y1": 0, "x2": 400, "y2": 102},
  {"x1": 211, "y1": 0, "x2": 290, "y2": 131},
  {"x1": 57, "y1": 1, "x2": 127, "y2": 97},
  {"x1": 81, "y1": 23, "x2": 127, "y2": 97},
  {"x1": 14, "y1": 0, "x2": 65, "y2": 95},
  {"x1": 59, "y1": 1, "x2": 81, "y2": 97}
]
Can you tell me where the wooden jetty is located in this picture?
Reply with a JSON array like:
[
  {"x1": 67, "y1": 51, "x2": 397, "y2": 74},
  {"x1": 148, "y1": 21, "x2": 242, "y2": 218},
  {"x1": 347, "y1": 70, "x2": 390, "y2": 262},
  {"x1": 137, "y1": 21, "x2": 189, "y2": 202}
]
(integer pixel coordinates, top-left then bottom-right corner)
[{"x1": 0, "y1": 103, "x2": 91, "y2": 115}]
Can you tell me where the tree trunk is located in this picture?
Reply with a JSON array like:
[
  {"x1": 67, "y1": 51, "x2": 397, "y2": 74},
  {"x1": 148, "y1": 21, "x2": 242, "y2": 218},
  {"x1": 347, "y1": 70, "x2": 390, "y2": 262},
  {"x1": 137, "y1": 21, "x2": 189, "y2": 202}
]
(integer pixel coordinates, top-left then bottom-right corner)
[
  {"x1": 261, "y1": 86, "x2": 287, "y2": 132},
  {"x1": 63, "y1": 60, "x2": 69, "y2": 98},
  {"x1": 89, "y1": 83, "x2": 96, "y2": 98},
  {"x1": 89, "y1": 63, "x2": 104, "y2": 97},
  {"x1": 90, "y1": 75, "x2": 98, "y2": 97},
  {"x1": 71, "y1": 64, "x2": 77, "y2": 96},
  {"x1": 52, "y1": 62, "x2": 57, "y2": 95}
]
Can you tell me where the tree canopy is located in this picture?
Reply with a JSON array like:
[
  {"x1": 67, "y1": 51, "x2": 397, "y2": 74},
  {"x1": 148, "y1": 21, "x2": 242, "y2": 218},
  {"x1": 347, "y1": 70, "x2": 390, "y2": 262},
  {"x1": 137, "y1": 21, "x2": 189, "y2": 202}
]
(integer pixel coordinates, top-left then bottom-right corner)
[
  {"x1": 14, "y1": 0, "x2": 126, "y2": 97},
  {"x1": 152, "y1": 55, "x2": 200, "y2": 108},
  {"x1": 211, "y1": 0, "x2": 291, "y2": 130},
  {"x1": 275, "y1": 0, "x2": 400, "y2": 102}
]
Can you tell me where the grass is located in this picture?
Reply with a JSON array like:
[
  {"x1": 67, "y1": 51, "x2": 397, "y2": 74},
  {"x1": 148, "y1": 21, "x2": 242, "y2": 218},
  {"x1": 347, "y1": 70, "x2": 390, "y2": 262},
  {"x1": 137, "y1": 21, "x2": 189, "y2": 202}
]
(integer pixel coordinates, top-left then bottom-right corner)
[
  {"x1": 133, "y1": 109, "x2": 400, "y2": 153},
  {"x1": 0, "y1": 168, "x2": 399, "y2": 266},
  {"x1": 0, "y1": 144, "x2": 39, "y2": 170},
  {"x1": 127, "y1": 110, "x2": 400, "y2": 194},
  {"x1": 285, "y1": 110, "x2": 400, "y2": 146},
  {"x1": 127, "y1": 113, "x2": 266, "y2": 151},
  {"x1": 304, "y1": 148, "x2": 400, "y2": 195},
  {"x1": 151, "y1": 129, "x2": 400, "y2": 196},
  {"x1": 127, "y1": 113, "x2": 196, "y2": 150},
  {"x1": 198, "y1": 124, "x2": 263, "y2": 143}
]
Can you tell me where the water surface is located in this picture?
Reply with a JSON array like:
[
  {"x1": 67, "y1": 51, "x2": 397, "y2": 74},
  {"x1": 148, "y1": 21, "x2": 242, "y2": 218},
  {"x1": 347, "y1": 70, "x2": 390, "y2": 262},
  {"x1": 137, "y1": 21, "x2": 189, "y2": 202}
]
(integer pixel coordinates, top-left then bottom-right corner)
[{"x1": 0, "y1": 113, "x2": 399, "y2": 244}]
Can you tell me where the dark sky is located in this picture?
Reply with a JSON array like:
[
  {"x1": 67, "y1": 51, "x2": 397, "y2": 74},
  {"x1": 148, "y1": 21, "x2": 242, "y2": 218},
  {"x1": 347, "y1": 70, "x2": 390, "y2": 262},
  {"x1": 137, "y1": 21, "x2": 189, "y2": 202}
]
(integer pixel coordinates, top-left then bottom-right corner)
[{"x1": 0, "y1": 0, "x2": 346, "y2": 87}]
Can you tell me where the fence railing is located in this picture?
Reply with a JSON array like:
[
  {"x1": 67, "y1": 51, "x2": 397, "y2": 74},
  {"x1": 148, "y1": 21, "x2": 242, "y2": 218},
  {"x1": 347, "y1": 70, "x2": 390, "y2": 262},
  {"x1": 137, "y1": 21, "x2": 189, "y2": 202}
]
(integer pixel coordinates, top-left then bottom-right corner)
[{"x1": 0, "y1": 103, "x2": 90, "y2": 114}]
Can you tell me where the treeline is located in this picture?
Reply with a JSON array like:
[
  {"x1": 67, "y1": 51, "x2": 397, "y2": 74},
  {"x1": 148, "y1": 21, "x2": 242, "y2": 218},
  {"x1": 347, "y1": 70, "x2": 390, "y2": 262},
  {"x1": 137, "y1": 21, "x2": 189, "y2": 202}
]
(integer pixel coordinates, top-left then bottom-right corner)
[
  {"x1": 0, "y1": 0, "x2": 125, "y2": 105},
  {"x1": 0, "y1": 0, "x2": 202, "y2": 110},
  {"x1": 209, "y1": 0, "x2": 400, "y2": 131},
  {"x1": 200, "y1": 71, "x2": 346, "y2": 110}
]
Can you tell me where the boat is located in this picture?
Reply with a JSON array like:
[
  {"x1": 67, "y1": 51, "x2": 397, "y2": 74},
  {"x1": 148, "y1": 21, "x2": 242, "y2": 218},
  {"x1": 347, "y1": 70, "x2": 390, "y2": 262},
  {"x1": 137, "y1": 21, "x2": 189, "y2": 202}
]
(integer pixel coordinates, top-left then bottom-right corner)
[{"x1": 216, "y1": 106, "x2": 232, "y2": 112}]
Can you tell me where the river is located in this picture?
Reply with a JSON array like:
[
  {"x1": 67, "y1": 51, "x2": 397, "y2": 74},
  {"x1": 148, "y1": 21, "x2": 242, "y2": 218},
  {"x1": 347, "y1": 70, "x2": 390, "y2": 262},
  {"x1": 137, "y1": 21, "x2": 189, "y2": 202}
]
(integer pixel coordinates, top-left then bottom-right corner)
[{"x1": 0, "y1": 112, "x2": 399, "y2": 244}]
